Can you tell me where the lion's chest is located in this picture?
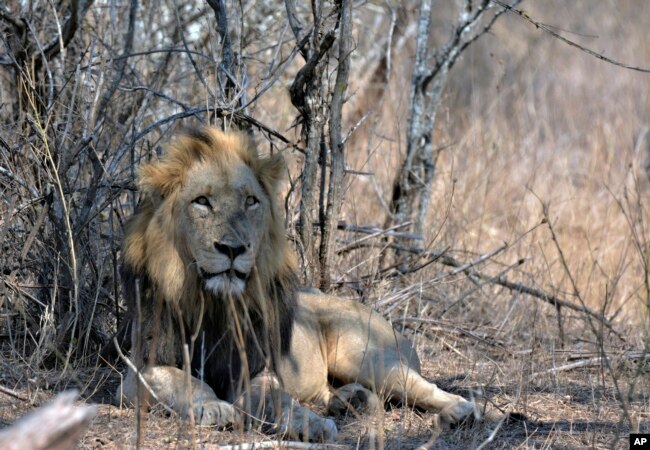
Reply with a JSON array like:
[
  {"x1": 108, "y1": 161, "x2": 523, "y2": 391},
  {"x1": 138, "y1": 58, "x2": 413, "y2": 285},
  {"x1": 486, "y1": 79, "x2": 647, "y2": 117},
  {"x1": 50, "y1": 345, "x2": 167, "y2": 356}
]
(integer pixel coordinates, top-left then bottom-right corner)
[{"x1": 189, "y1": 321, "x2": 267, "y2": 402}]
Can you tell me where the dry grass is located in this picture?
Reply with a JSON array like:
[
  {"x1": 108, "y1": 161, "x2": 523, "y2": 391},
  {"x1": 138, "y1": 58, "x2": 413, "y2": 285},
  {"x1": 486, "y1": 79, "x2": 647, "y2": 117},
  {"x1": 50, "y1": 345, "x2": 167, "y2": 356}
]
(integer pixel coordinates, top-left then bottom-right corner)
[{"x1": 1, "y1": 0, "x2": 649, "y2": 448}]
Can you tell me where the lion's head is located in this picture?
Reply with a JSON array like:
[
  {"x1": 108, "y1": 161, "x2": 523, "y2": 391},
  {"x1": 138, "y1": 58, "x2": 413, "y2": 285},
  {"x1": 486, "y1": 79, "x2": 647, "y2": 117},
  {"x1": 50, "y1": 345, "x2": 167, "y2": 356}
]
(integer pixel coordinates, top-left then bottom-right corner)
[{"x1": 123, "y1": 128, "x2": 297, "y2": 322}]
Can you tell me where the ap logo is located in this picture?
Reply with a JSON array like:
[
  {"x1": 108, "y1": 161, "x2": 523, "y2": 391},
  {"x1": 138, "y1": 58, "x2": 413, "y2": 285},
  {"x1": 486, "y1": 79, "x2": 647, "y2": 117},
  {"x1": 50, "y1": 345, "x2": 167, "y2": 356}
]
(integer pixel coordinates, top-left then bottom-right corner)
[{"x1": 630, "y1": 434, "x2": 650, "y2": 448}]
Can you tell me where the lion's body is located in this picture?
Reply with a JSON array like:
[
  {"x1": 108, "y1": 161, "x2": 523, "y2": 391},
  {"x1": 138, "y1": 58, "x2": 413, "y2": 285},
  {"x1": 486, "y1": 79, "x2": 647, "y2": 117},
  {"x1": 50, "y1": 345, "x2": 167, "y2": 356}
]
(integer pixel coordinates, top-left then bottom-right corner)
[
  {"x1": 118, "y1": 128, "x2": 476, "y2": 442},
  {"x1": 279, "y1": 292, "x2": 419, "y2": 403}
]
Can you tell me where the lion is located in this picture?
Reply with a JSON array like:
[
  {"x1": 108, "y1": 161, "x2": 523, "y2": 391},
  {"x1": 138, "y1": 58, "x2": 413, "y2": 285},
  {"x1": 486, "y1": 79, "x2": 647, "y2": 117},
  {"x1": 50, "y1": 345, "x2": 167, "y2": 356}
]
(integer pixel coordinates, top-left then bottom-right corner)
[{"x1": 117, "y1": 127, "x2": 477, "y2": 442}]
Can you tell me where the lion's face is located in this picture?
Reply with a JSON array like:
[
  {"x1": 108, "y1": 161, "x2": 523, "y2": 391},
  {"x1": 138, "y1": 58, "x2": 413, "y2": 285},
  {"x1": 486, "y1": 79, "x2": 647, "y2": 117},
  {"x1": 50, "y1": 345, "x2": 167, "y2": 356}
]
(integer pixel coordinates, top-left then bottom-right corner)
[
  {"x1": 180, "y1": 160, "x2": 271, "y2": 296},
  {"x1": 124, "y1": 129, "x2": 294, "y2": 304}
]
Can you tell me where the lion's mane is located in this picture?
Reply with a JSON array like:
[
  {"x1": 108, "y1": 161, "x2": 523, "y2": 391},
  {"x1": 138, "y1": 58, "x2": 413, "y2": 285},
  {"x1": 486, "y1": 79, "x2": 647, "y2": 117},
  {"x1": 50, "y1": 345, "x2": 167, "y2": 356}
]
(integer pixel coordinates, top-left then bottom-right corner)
[{"x1": 119, "y1": 128, "x2": 298, "y2": 401}]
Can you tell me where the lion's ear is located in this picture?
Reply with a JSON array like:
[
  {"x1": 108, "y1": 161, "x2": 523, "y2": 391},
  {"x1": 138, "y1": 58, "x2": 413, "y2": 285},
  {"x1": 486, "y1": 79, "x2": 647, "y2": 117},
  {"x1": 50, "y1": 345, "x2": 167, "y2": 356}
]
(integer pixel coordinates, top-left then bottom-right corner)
[
  {"x1": 138, "y1": 162, "x2": 181, "y2": 203},
  {"x1": 257, "y1": 154, "x2": 286, "y2": 192}
]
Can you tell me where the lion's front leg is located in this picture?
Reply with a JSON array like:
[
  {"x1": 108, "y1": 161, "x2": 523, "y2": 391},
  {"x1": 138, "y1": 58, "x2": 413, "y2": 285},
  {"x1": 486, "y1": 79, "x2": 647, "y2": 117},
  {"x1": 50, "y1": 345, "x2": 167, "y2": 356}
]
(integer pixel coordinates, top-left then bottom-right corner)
[
  {"x1": 241, "y1": 373, "x2": 337, "y2": 442},
  {"x1": 120, "y1": 366, "x2": 238, "y2": 427}
]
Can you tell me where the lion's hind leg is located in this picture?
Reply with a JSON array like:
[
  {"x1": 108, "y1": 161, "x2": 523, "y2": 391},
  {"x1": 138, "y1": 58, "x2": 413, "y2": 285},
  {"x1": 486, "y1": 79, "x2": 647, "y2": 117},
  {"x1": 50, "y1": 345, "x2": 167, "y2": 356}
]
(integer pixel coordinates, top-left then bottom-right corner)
[
  {"x1": 327, "y1": 383, "x2": 380, "y2": 417},
  {"x1": 382, "y1": 364, "x2": 476, "y2": 425}
]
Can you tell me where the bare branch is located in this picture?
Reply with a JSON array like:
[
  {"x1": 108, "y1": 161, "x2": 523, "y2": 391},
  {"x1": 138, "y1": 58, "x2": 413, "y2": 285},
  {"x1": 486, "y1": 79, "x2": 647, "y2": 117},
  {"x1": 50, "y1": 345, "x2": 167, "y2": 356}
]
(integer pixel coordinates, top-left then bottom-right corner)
[
  {"x1": 0, "y1": 165, "x2": 39, "y2": 198},
  {"x1": 284, "y1": 0, "x2": 310, "y2": 59},
  {"x1": 434, "y1": 252, "x2": 625, "y2": 341},
  {"x1": 336, "y1": 221, "x2": 418, "y2": 255},
  {"x1": 0, "y1": 4, "x2": 23, "y2": 31},
  {"x1": 492, "y1": 0, "x2": 650, "y2": 73},
  {"x1": 319, "y1": 0, "x2": 352, "y2": 290},
  {"x1": 389, "y1": 1, "x2": 520, "y2": 254},
  {"x1": 289, "y1": 31, "x2": 335, "y2": 111},
  {"x1": 0, "y1": 384, "x2": 30, "y2": 403},
  {"x1": 205, "y1": 0, "x2": 247, "y2": 112},
  {"x1": 531, "y1": 351, "x2": 648, "y2": 377},
  {"x1": 94, "y1": 0, "x2": 138, "y2": 121},
  {"x1": 42, "y1": 0, "x2": 87, "y2": 61},
  {"x1": 174, "y1": 1, "x2": 215, "y2": 99}
]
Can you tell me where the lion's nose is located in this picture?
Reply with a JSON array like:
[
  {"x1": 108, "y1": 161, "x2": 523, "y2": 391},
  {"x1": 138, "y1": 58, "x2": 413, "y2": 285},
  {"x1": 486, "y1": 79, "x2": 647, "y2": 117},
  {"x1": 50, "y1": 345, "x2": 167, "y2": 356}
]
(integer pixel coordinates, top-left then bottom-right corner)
[{"x1": 214, "y1": 241, "x2": 247, "y2": 261}]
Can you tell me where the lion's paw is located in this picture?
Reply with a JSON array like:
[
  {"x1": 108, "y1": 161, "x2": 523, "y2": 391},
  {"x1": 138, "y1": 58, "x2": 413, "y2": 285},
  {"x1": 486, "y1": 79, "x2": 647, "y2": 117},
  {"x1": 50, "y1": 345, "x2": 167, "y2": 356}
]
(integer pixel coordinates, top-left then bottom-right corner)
[
  {"x1": 195, "y1": 400, "x2": 239, "y2": 428},
  {"x1": 439, "y1": 398, "x2": 476, "y2": 425},
  {"x1": 279, "y1": 408, "x2": 338, "y2": 442},
  {"x1": 328, "y1": 383, "x2": 380, "y2": 417},
  {"x1": 306, "y1": 417, "x2": 338, "y2": 443}
]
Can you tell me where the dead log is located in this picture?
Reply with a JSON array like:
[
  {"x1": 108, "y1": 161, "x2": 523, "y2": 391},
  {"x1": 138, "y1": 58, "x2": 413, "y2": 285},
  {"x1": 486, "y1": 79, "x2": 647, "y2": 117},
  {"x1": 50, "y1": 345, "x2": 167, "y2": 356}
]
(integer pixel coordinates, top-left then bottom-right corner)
[{"x1": 0, "y1": 390, "x2": 96, "y2": 450}]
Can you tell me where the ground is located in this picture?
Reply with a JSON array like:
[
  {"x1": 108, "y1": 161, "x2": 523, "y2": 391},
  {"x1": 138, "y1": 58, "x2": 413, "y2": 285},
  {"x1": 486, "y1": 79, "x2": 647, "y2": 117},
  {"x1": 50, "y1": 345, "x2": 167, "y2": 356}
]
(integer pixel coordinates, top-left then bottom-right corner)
[{"x1": 1, "y1": 320, "x2": 647, "y2": 449}]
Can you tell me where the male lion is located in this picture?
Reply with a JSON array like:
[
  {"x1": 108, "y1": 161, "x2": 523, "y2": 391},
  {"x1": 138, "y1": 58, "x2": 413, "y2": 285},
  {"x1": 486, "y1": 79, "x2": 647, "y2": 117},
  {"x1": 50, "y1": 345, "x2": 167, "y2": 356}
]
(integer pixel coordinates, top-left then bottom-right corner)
[{"x1": 118, "y1": 128, "x2": 476, "y2": 442}]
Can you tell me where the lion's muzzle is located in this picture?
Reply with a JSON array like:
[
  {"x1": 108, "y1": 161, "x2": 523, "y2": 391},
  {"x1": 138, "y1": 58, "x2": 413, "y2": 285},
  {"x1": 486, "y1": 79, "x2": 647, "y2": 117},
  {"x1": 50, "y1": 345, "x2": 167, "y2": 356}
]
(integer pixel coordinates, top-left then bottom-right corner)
[
  {"x1": 200, "y1": 267, "x2": 248, "y2": 282},
  {"x1": 201, "y1": 268, "x2": 248, "y2": 296},
  {"x1": 199, "y1": 240, "x2": 253, "y2": 296}
]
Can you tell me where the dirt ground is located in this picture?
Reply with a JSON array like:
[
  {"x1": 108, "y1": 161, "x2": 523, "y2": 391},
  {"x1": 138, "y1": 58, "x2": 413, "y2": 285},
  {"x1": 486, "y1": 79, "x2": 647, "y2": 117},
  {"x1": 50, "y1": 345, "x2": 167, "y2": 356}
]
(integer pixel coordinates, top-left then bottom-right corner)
[{"x1": 1, "y1": 328, "x2": 647, "y2": 450}]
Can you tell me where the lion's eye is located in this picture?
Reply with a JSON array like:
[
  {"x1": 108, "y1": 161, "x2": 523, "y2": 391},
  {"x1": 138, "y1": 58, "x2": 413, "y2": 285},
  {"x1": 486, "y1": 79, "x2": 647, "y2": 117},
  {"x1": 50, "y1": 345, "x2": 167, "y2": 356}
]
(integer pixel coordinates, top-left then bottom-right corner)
[
  {"x1": 193, "y1": 196, "x2": 211, "y2": 207},
  {"x1": 245, "y1": 195, "x2": 259, "y2": 209}
]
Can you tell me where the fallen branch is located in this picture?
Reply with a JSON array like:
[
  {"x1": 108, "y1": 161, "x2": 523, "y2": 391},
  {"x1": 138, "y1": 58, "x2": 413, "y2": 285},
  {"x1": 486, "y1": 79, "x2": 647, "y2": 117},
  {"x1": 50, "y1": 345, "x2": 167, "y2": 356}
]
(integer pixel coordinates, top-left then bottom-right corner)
[
  {"x1": 393, "y1": 317, "x2": 506, "y2": 349},
  {"x1": 435, "y1": 253, "x2": 625, "y2": 341},
  {"x1": 0, "y1": 384, "x2": 30, "y2": 403},
  {"x1": 566, "y1": 350, "x2": 648, "y2": 361},
  {"x1": 0, "y1": 390, "x2": 96, "y2": 450},
  {"x1": 336, "y1": 221, "x2": 420, "y2": 254},
  {"x1": 531, "y1": 351, "x2": 648, "y2": 377},
  {"x1": 345, "y1": 235, "x2": 623, "y2": 340}
]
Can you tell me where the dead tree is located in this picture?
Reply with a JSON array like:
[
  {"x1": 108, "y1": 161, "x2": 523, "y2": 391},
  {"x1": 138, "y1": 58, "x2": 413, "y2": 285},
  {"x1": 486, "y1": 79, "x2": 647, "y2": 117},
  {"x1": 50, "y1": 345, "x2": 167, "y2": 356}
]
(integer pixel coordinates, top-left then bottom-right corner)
[
  {"x1": 389, "y1": 0, "x2": 519, "y2": 254},
  {"x1": 287, "y1": 0, "x2": 352, "y2": 289}
]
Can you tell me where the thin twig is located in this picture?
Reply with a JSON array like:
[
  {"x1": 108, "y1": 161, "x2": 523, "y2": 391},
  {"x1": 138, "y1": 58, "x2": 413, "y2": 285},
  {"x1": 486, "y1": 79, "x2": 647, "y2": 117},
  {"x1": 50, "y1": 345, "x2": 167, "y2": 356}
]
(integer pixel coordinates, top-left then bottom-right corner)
[
  {"x1": 393, "y1": 317, "x2": 505, "y2": 349},
  {"x1": 491, "y1": 0, "x2": 650, "y2": 73},
  {"x1": 93, "y1": 0, "x2": 138, "y2": 121},
  {"x1": 113, "y1": 337, "x2": 176, "y2": 416},
  {"x1": 475, "y1": 408, "x2": 509, "y2": 450},
  {"x1": 285, "y1": 0, "x2": 309, "y2": 59},
  {"x1": 0, "y1": 165, "x2": 39, "y2": 198},
  {"x1": 42, "y1": 0, "x2": 85, "y2": 61},
  {"x1": 107, "y1": 107, "x2": 296, "y2": 176},
  {"x1": 0, "y1": 5, "x2": 23, "y2": 30},
  {"x1": 531, "y1": 351, "x2": 648, "y2": 377},
  {"x1": 336, "y1": 223, "x2": 417, "y2": 254},
  {"x1": 436, "y1": 253, "x2": 625, "y2": 341},
  {"x1": 0, "y1": 384, "x2": 30, "y2": 402}
]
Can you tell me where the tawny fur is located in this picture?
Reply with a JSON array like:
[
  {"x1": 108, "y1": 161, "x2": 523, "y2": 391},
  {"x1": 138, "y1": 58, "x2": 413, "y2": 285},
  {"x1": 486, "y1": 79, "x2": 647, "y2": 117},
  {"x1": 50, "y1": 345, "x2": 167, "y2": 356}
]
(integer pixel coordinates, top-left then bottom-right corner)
[{"x1": 117, "y1": 127, "x2": 478, "y2": 442}]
